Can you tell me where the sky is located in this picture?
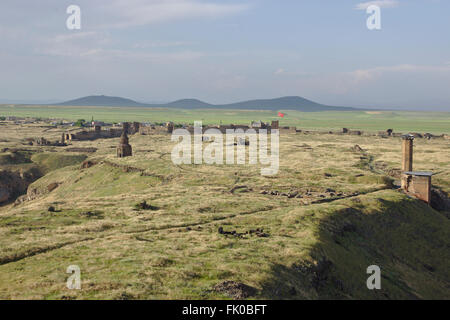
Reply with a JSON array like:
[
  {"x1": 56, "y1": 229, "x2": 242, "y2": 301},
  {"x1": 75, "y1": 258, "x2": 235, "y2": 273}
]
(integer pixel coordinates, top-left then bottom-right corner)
[{"x1": 0, "y1": 0, "x2": 449, "y2": 111}]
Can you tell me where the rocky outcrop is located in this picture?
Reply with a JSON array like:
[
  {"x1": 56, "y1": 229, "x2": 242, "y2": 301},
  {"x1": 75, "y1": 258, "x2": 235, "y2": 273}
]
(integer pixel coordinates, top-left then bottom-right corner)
[
  {"x1": 0, "y1": 189, "x2": 10, "y2": 203},
  {"x1": 0, "y1": 167, "x2": 42, "y2": 205},
  {"x1": 0, "y1": 171, "x2": 31, "y2": 205}
]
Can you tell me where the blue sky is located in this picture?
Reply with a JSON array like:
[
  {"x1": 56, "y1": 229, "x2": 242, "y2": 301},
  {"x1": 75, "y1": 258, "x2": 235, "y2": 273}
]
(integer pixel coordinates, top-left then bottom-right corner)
[{"x1": 0, "y1": 0, "x2": 449, "y2": 110}]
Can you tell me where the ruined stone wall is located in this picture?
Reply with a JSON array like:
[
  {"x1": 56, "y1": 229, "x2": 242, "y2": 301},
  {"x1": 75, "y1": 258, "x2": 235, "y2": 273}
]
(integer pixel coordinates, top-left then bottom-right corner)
[
  {"x1": 279, "y1": 127, "x2": 296, "y2": 134},
  {"x1": 409, "y1": 175, "x2": 432, "y2": 203},
  {"x1": 139, "y1": 126, "x2": 167, "y2": 135},
  {"x1": 66, "y1": 128, "x2": 122, "y2": 141}
]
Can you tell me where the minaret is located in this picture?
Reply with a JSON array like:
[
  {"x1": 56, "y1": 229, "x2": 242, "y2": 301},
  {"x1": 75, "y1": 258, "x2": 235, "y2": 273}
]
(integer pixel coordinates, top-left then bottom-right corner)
[
  {"x1": 401, "y1": 134, "x2": 414, "y2": 189},
  {"x1": 402, "y1": 134, "x2": 414, "y2": 172}
]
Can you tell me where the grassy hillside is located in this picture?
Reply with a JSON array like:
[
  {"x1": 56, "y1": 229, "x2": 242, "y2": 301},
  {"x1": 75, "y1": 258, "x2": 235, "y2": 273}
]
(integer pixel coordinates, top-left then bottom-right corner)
[
  {"x1": 0, "y1": 130, "x2": 448, "y2": 299},
  {"x1": 30, "y1": 153, "x2": 87, "y2": 174}
]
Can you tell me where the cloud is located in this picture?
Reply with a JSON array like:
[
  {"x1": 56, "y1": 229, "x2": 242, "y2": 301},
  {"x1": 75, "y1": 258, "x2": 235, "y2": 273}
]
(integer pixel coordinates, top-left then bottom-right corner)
[
  {"x1": 34, "y1": 32, "x2": 109, "y2": 57},
  {"x1": 0, "y1": 1, "x2": 249, "y2": 31},
  {"x1": 272, "y1": 63, "x2": 450, "y2": 98},
  {"x1": 274, "y1": 68, "x2": 312, "y2": 77},
  {"x1": 309, "y1": 63, "x2": 450, "y2": 95},
  {"x1": 354, "y1": 0, "x2": 400, "y2": 10},
  {"x1": 347, "y1": 64, "x2": 450, "y2": 84},
  {"x1": 51, "y1": 32, "x2": 101, "y2": 43},
  {"x1": 98, "y1": 0, "x2": 249, "y2": 28},
  {"x1": 132, "y1": 41, "x2": 195, "y2": 49},
  {"x1": 38, "y1": 43, "x2": 205, "y2": 62}
]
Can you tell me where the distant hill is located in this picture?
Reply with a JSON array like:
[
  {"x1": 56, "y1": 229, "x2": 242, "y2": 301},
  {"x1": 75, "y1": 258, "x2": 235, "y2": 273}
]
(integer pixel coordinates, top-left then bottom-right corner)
[
  {"x1": 165, "y1": 99, "x2": 213, "y2": 109},
  {"x1": 57, "y1": 95, "x2": 147, "y2": 107},
  {"x1": 217, "y1": 96, "x2": 355, "y2": 111},
  {"x1": 56, "y1": 95, "x2": 357, "y2": 112}
]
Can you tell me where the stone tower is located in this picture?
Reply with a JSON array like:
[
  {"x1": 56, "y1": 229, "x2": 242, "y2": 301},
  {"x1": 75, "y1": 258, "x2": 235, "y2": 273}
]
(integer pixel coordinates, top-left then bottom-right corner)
[
  {"x1": 132, "y1": 122, "x2": 140, "y2": 134},
  {"x1": 167, "y1": 122, "x2": 174, "y2": 134},
  {"x1": 401, "y1": 134, "x2": 414, "y2": 189},
  {"x1": 402, "y1": 134, "x2": 414, "y2": 172},
  {"x1": 117, "y1": 122, "x2": 132, "y2": 158}
]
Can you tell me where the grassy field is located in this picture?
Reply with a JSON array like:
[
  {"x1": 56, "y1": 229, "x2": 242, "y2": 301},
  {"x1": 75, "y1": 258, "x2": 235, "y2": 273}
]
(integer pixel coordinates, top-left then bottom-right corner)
[
  {"x1": 0, "y1": 121, "x2": 449, "y2": 299},
  {"x1": 1, "y1": 104, "x2": 449, "y2": 134}
]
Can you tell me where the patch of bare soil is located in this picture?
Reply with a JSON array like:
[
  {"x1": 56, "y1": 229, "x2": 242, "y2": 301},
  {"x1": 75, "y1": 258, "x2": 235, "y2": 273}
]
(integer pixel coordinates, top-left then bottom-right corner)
[
  {"x1": 218, "y1": 227, "x2": 269, "y2": 238},
  {"x1": 350, "y1": 144, "x2": 364, "y2": 152},
  {"x1": 80, "y1": 211, "x2": 104, "y2": 219},
  {"x1": 80, "y1": 160, "x2": 97, "y2": 169},
  {"x1": 66, "y1": 147, "x2": 97, "y2": 153},
  {"x1": 134, "y1": 200, "x2": 159, "y2": 211},
  {"x1": 230, "y1": 185, "x2": 252, "y2": 194},
  {"x1": 213, "y1": 281, "x2": 257, "y2": 299},
  {"x1": 0, "y1": 237, "x2": 94, "y2": 265},
  {"x1": 260, "y1": 188, "x2": 348, "y2": 201},
  {"x1": 47, "y1": 182, "x2": 60, "y2": 192},
  {"x1": 102, "y1": 160, "x2": 167, "y2": 179},
  {"x1": 293, "y1": 143, "x2": 313, "y2": 151}
]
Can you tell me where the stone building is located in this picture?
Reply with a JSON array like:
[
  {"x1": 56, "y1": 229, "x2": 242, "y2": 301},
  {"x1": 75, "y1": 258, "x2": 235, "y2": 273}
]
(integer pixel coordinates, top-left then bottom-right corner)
[
  {"x1": 117, "y1": 123, "x2": 132, "y2": 158},
  {"x1": 167, "y1": 122, "x2": 174, "y2": 134}
]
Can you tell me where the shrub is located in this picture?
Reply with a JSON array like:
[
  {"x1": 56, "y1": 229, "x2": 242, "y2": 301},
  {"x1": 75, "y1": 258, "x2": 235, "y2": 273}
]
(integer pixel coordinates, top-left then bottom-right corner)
[{"x1": 75, "y1": 119, "x2": 86, "y2": 127}]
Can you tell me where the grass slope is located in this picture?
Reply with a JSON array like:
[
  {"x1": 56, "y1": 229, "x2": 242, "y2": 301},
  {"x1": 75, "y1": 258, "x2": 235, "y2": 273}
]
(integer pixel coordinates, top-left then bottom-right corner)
[
  {"x1": 30, "y1": 153, "x2": 87, "y2": 174},
  {"x1": 0, "y1": 131, "x2": 448, "y2": 299}
]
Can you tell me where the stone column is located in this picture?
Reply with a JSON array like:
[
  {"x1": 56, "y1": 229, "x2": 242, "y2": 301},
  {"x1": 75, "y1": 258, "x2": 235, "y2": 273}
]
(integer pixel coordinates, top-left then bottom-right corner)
[
  {"x1": 167, "y1": 122, "x2": 174, "y2": 134},
  {"x1": 401, "y1": 135, "x2": 414, "y2": 189}
]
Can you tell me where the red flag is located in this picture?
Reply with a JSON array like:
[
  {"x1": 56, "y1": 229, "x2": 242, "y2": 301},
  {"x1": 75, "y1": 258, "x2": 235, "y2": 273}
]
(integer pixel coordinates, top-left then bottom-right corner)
[{"x1": 278, "y1": 112, "x2": 285, "y2": 118}]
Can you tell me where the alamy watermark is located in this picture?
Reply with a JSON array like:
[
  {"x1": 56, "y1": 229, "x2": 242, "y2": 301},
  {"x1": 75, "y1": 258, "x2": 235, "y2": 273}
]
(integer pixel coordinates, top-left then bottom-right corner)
[
  {"x1": 366, "y1": 265, "x2": 381, "y2": 290},
  {"x1": 66, "y1": 265, "x2": 81, "y2": 290},
  {"x1": 171, "y1": 121, "x2": 279, "y2": 176},
  {"x1": 66, "y1": 5, "x2": 81, "y2": 30},
  {"x1": 366, "y1": 5, "x2": 381, "y2": 30}
]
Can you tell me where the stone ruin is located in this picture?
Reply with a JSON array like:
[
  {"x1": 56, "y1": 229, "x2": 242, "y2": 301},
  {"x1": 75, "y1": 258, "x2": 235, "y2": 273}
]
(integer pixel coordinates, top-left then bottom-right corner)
[
  {"x1": 167, "y1": 122, "x2": 174, "y2": 134},
  {"x1": 401, "y1": 134, "x2": 433, "y2": 204},
  {"x1": 139, "y1": 120, "x2": 294, "y2": 136},
  {"x1": 378, "y1": 129, "x2": 394, "y2": 137},
  {"x1": 36, "y1": 137, "x2": 50, "y2": 146},
  {"x1": 117, "y1": 123, "x2": 132, "y2": 158},
  {"x1": 32, "y1": 137, "x2": 66, "y2": 147},
  {"x1": 130, "y1": 122, "x2": 140, "y2": 135},
  {"x1": 62, "y1": 124, "x2": 122, "y2": 142}
]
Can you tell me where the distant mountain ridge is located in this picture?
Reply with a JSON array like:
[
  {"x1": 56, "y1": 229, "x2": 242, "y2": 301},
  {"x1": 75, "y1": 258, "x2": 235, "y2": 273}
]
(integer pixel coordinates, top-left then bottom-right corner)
[
  {"x1": 58, "y1": 95, "x2": 146, "y2": 107},
  {"x1": 55, "y1": 95, "x2": 357, "y2": 112}
]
